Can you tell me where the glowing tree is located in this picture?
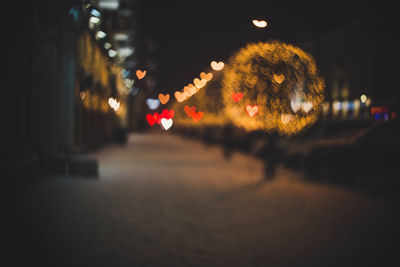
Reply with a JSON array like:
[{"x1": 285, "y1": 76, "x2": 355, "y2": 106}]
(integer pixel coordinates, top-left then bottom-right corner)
[{"x1": 222, "y1": 41, "x2": 325, "y2": 135}]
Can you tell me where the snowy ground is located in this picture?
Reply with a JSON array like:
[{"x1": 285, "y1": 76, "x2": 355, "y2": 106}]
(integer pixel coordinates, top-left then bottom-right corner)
[{"x1": 11, "y1": 133, "x2": 400, "y2": 266}]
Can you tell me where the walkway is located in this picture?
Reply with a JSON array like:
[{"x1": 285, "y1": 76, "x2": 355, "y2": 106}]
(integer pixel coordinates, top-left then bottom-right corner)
[{"x1": 11, "y1": 133, "x2": 400, "y2": 267}]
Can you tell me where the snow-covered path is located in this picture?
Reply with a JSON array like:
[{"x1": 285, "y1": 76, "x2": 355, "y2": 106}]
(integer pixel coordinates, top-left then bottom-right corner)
[{"x1": 14, "y1": 133, "x2": 400, "y2": 266}]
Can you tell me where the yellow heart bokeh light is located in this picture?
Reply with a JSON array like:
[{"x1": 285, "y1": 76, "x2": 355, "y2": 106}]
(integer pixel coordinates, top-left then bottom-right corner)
[
  {"x1": 281, "y1": 114, "x2": 292, "y2": 124},
  {"x1": 200, "y1": 72, "x2": 213, "y2": 82},
  {"x1": 188, "y1": 83, "x2": 198, "y2": 93},
  {"x1": 273, "y1": 74, "x2": 285, "y2": 84},
  {"x1": 183, "y1": 87, "x2": 194, "y2": 96},
  {"x1": 301, "y1": 101, "x2": 313, "y2": 113},
  {"x1": 193, "y1": 78, "x2": 207, "y2": 89},
  {"x1": 175, "y1": 91, "x2": 187, "y2": 102},
  {"x1": 210, "y1": 61, "x2": 224, "y2": 71},
  {"x1": 184, "y1": 85, "x2": 197, "y2": 96}
]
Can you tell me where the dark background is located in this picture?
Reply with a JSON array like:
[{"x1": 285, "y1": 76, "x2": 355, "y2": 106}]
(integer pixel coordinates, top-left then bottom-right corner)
[{"x1": 134, "y1": 0, "x2": 382, "y2": 94}]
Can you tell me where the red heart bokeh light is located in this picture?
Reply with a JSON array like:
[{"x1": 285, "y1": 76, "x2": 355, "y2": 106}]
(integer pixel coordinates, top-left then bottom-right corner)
[
  {"x1": 190, "y1": 111, "x2": 204, "y2": 122},
  {"x1": 184, "y1": 106, "x2": 196, "y2": 117},
  {"x1": 161, "y1": 109, "x2": 174, "y2": 120},
  {"x1": 231, "y1": 92, "x2": 244, "y2": 102},
  {"x1": 146, "y1": 114, "x2": 156, "y2": 126}
]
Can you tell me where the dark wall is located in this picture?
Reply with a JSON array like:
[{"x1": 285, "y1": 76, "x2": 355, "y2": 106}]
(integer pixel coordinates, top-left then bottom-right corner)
[
  {"x1": 4, "y1": 1, "x2": 35, "y2": 176},
  {"x1": 4, "y1": 0, "x2": 79, "y2": 178}
]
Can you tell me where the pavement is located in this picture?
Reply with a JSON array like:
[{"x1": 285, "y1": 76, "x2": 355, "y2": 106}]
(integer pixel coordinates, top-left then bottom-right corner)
[{"x1": 8, "y1": 132, "x2": 400, "y2": 267}]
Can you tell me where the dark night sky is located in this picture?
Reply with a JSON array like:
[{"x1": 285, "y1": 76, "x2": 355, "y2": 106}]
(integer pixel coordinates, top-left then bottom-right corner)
[{"x1": 133, "y1": 0, "x2": 382, "y2": 94}]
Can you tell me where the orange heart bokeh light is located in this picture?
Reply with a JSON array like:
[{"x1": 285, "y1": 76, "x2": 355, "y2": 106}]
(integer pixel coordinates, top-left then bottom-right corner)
[
  {"x1": 273, "y1": 74, "x2": 285, "y2": 84},
  {"x1": 136, "y1": 69, "x2": 147, "y2": 79},
  {"x1": 158, "y1": 93, "x2": 170, "y2": 104},
  {"x1": 200, "y1": 72, "x2": 213, "y2": 81},
  {"x1": 184, "y1": 85, "x2": 197, "y2": 96},
  {"x1": 175, "y1": 91, "x2": 187, "y2": 102}
]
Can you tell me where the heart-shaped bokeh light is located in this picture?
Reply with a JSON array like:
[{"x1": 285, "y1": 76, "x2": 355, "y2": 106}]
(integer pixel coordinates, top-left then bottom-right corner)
[
  {"x1": 273, "y1": 74, "x2": 285, "y2": 84},
  {"x1": 252, "y1": 19, "x2": 267, "y2": 28},
  {"x1": 161, "y1": 109, "x2": 174, "y2": 119},
  {"x1": 210, "y1": 61, "x2": 224, "y2": 71},
  {"x1": 108, "y1": 97, "x2": 120, "y2": 111},
  {"x1": 193, "y1": 78, "x2": 207, "y2": 89},
  {"x1": 190, "y1": 111, "x2": 203, "y2": 122},
  {"x1": 136, "y1": 69, "x2": 147, "y2": 79},
  {"x1": 231, "y1": 92, "x2": 244, "y2": 102},
  {"x1": 281, "y1": 114, "x2": 292, "y2": 124},
  {"x1": 200, "y1": 72, "x2": 213, "y2": 82},
  {"x1": 183, "y1": 85, "x2": 197, "y2": 96},
  {"x1": 146, "y1": 113, "x2": 156, "y2": 126},
  {"x1": 160, "y1": 118, "x2": 173, "y2": 130},
  {"x1": 246, "y1": 105, "x2": 259, "y2": 117},
  {"x1": 158, "y1": 93, "x2": 170, "y2": 104},
  {"x1": 175, "y1": 91, "x2": 187, "y2": 102},
  {"x1": 184, "y1": 105, "x2": 196, "y2": 117},
  {"x1": 153, "y1": 112, "x2": 162, "y2": 124},
  {"x1": 146, "y1": 98, "x2": 160, "y2": 110},
  {"x1": 290, "y1": 95, "x2": 302, "y2": 113},
  {"x1": 301, "y1": 101, "x2": 313, "y2": 113}
]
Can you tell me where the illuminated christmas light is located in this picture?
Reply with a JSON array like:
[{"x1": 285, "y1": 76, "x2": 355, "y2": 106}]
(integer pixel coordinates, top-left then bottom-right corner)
[
  {"x1": 108, "y1": 49, "x2": 117, "y2": 57},
  {"x1": 360, "y1": 94, "x2": 367, "y2": 103},
  {"x1": 91, "y1": 9, "x2": 101, "y2": 17},
  {"x1": 96, "y1": 31, "x2": 106, "y2": 39},
  {"x1": 104, "y1": 42, "x2": 112, "y2": 49},
  {"x1": 89, "y1": 16, "x2": 100, "y2": 24}
]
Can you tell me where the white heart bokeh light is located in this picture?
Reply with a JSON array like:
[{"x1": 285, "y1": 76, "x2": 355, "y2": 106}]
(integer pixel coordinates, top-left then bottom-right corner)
[
  {"x1": 146, "y1": 98, "x2": 160, "y2": 110},
  {"x1": 160, "y1": 118, "x2": 173, "y2": 130}
]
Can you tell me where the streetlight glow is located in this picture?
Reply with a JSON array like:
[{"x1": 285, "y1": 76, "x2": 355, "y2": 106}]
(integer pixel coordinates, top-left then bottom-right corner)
[
  {"x1": 360, "y1": 94, "x2": 367, "y2": 103},
  {"x1": 104, "y1": 42, "x2": 112, "y2": 49},
  {"x1": 96, "y1": 31, "x2": 107, "y2": 39},
  {"x1": 89, "y1": 16, "x2": 100, "y2": 24},
  {"x1": 108, "y1": 49, "x2": 117, "y2": 57},
  {"x1": 91, "y1": 9, "x2": 101, "y2": 17}
]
